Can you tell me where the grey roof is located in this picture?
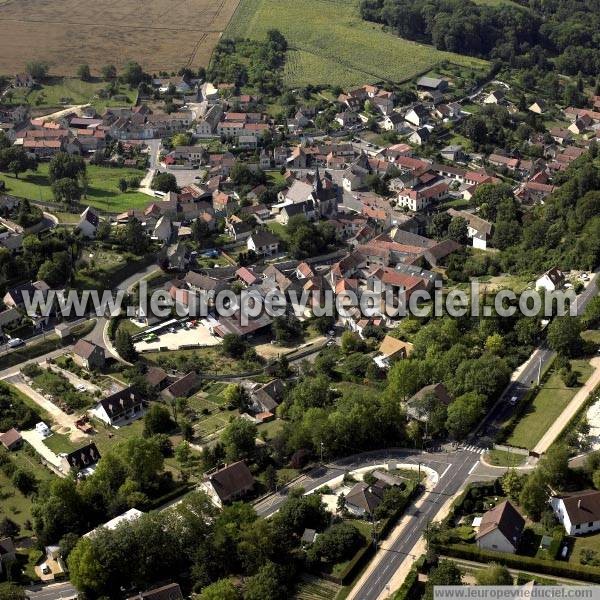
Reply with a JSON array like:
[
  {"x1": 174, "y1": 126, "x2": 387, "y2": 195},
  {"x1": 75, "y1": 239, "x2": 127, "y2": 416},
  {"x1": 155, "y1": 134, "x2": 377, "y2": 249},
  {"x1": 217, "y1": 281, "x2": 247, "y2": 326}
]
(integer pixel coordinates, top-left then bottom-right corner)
[{"x1": 250, "y1": 230, "x2": 280, "y2": 247}]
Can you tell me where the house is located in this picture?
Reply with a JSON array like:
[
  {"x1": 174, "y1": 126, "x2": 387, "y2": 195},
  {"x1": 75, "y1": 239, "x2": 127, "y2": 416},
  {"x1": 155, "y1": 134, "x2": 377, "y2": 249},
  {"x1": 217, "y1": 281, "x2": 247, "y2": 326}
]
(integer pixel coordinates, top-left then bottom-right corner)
[
  {"x1": 153, "y1": 216, "x2": 172, "y2": 244},
  {"x1": 127, "y1": 583, "x2": 184, "y2": 600},
  {"x1": 406, "y1": 383, "x2": 452, "y2": 421},
  {"x1": 536, "y1": 267, "x2": 564, "y2": 292},
  {"x1": 484, "y1": 90, "x2": 506, "y2": 104},
  {"x1": 476, "y1": 500, "x2": 525, "y2": 554},
  {"x1": 85, "y1": 508, "x2": 144, "y2": 538},
  {"x1": 568, "y1": 115, "x2": 591, "y2": 135},
  {"x1": 14, "y1": 73, "x2": 35, "y2": 88},
  {"x1": 447, "y1": 208, "x2": 492, "y2": 250},
  {"x1": 409, "y1": 127, "x2": 430, "y2": 146},
  {"x1": 0, "y1": 537, "x2": 16, "y2": 575},
  {"x1": 416, "y1": 77, "x2": 448, "y2": 93},
  {"x1": 550, "y1": 490, "x2": 600, "y2": 535},
  {"x1": 4, "y1": 280, "x2": 49, "y2": 309},
  {"x1": 90, "y1": 387, "x2": 145, "y2": 426},
  {"x1": 250, "y1": 379, "x2": 285, "y2": 414},
  {"x1": 373, "y1": 336, "x2": 414, "y2": 369},
  {"x1": 397, "y1": 181, "x2": 448, "y2": 212},
  {"x1": 248, "y1": 230, "x2": 280, "y2": 256},
  {"x1": 382, "y1": 113, "x2": 405, "y2": 132},
  {"x1": 73, "y1": 339, "x2": 105, "y2": 370},
  {"x1": 202, "y1": 461, "x2": 256, "y2": 507},
  {"x1": 345, "y1": 482, "x2": 384, "y2": 516},
  {"x1": 60, "y1": 443, "x2": 101, "y2": 476},
  {"x1": 335, "y1": 111, "x2": 359, "y2": 128},
  {"x1": 145, "y1": 366, "x2": 170, "y2": 390},
  {"x1": 301, "y1": 528, "x2": 318, "y2": 546},
  {"x1": 528, "y1": 101, "x2": 546, "y2": 115},
  {"x1": 77, "y1": 206, "x2": 100, "y2": 238},
  {"x1": 227, "y1": 220, "x2": 253, "y2": 242},
  {"x1": 405, "y1": 105, "x2": 429, "y2": 127},
  {"x1": 549, "y1": 128, "x2": 572, "y2": 145},
  {"x1": 441, "y1": 145, "x2": 466, "y2": 162},
  {"x1": 0, "y1": 428, "x2": 22, "y2": 451},
  {"x1": 163, "y1": 372, "x2": 198, "y2": 399}
]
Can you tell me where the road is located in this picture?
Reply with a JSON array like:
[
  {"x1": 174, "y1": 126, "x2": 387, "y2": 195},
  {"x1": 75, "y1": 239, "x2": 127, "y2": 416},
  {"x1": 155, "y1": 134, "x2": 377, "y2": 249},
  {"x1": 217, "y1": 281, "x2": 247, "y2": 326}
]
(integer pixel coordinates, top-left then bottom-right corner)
[
  {"x1": 473, "y1": 271, "x2": 599, "y2": 447},
  {"x1": 139, "y1": 139, "x2": 163, "y2": 197},
  {"x1": 255, "y1": 447, "x2": 492, "y2": 600}
]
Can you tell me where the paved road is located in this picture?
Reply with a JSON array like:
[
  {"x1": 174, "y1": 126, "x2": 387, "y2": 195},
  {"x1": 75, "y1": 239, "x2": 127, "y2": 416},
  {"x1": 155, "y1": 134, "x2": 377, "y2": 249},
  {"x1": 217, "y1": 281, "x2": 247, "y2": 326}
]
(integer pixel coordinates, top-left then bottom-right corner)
[{"x1": 473, "y1": 271, "x2": 599, "y2": 446}]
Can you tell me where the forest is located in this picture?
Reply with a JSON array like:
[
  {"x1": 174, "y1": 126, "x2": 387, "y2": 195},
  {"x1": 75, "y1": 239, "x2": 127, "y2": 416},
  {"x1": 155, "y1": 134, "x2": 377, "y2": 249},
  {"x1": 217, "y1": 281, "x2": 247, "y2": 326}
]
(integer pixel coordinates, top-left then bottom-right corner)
[{"x1": 359, "y1": 0, "x2": 600, "y2": 75}]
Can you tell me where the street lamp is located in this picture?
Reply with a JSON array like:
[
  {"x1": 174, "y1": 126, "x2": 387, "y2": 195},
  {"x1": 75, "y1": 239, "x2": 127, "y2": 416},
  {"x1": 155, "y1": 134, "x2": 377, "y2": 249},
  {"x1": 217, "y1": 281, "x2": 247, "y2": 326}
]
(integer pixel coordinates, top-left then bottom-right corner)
[{"x1": 320, "y1": 441, "x2": 324, "y2": 464}]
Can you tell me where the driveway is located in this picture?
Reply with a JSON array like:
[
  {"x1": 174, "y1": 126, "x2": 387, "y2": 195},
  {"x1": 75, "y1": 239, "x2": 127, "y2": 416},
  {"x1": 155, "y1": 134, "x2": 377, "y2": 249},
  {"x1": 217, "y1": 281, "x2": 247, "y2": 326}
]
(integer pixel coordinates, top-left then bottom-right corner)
[
  {"x1": 8, "y1": 377, "x2": 88, "y2": 442},
  {"x1": 43, "y1": 360, "x2": 100, "y2": 394},
  {"x1": 21, "y1": 429, "x2": 61, "y2": 469}
]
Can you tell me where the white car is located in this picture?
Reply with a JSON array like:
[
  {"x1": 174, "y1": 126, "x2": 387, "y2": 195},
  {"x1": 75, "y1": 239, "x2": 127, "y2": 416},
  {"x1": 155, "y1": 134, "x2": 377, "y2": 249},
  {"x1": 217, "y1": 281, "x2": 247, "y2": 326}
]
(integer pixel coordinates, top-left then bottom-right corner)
[
  {"x1": 509, "y1": 396, "x2": 518, "y2": 405},
  {"x1": 7, "y1": 337, "x2": 24, "y2": 348},
  {"x1": 76, "y1": 384, "x2": 87, "y2": 392}
]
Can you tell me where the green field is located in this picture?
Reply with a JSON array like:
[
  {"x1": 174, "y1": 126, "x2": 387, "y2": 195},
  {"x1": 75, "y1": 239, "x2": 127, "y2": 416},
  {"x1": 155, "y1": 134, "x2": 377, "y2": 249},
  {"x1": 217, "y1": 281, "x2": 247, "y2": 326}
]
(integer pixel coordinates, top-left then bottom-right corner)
[
  {"x1": 225, "y1": 0, "x2": 488, "y2": 88},
  {"x1": 507, "y1": 359, "x2": 594, "y2": 450},
  {"x1": 8, "y1": 77, "x2": 136, "y2": 111},
  {"x1": 0, "y1": 163, "x2": 151, "y2": 213}
]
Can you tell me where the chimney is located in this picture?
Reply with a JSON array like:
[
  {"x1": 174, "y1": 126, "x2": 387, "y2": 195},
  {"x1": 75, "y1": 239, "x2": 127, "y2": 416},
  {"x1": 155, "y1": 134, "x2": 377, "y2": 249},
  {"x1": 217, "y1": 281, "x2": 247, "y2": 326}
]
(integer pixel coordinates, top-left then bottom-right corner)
[{"x1": 578, "y1": 499, "x2": 582, "y2": 509}]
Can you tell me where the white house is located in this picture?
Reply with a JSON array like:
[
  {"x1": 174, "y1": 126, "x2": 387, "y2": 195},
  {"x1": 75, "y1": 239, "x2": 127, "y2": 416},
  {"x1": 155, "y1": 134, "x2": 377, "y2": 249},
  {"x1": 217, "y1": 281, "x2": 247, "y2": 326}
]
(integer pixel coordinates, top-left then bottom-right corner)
[
  {"x1": 77, "y1": 206, "x2": 99, "y2": 238},
  {"x1": 90, "y1": 387, "x2": 145, "y2": 426},
  {"x1": 84, "y1": 508, "x2": 144, "y2": 538},
  {"x1": 247, "y1": 230, "x2": 280, "y2": 256},
  {"x1": 447, "y1": 208, "x2": 492, "y2": 250},
  {"x1": 201, "y1": 461, "x2": 255, "y2": 507},
  {"x1": 475, "y1": 500, "x2": 525, "y2": 554},
  {"x1": 404, "y1": 105, "x2": 429, "y2": 127},
  {"x1": 551, "y1": 490, "x2": 600, "y2": 535},
  {"x1": 535, "y1": 267, "x2": 565, "y2": 292}
]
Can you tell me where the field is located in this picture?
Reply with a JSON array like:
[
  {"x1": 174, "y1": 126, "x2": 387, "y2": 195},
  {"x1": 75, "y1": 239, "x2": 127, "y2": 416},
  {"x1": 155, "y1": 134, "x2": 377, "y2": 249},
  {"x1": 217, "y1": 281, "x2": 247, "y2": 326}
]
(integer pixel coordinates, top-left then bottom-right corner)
[
  {"x1": 8, "y1": 77, "x2": 137, "y2": 111},
  {"x1": 0, "y1": 0, "x2": 239, "y2": 75},
  {"x1": 506, "y1": 359, "x2": 594, "y2": 450},
  {"x1": 0, "y1": 163, "x2": 151, "y2": 213},
  {"x1": 225, "y1": 0, "x2": 487, "y2": 88}
]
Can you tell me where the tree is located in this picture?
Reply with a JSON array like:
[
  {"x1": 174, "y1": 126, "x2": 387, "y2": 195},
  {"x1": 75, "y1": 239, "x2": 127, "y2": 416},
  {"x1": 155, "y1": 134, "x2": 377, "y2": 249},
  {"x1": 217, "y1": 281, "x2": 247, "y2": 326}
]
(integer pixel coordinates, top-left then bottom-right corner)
[
  {"x1": 222, "y1": 334, "x2": 248, "y2": 358},
  {"x1": 151, "y1": 172, "x2": 178, "y2": 193},
  {"x1": 447, "y1": 217, "x2": 468, "y2": 244},
  {"x1": 67, "y1": 537, "x2": 106, "y2": 595},
  {"x1": 26, "y1": 61, "x2": 48, "y2": 80},
  {"x1": 428, "y1": 212, "x2": 451, "y2": 239},
  {"x1": 121, "y1": 61, "x2": 146, "y2": 87},
  {"x1": 143, "y1": 404, "x2": 174, "y2": 436},
  {"x1": 244, "y1": 562, "x2": 289, "y2": 600},
  {"x1": 538, "y1": 444, "x2": 570, "y2": 488},
  {"x1": 223, "y1": 384, "x2": 250, "y2": 411},
  {"x1": 175, "y1": 441, "x2": 192, "y2": 466},
  {"x1": 115, "y1": 330, "x2": 138, "y2": 362},
  {"x1": 306, "y1": 522, "x2": 365, "y2": 564},
  {"x1": 198, "y1": 579, "x2": 240, "y2": 600},
  {"x1": 52, "y1": 177, "x2": 81, "y2": 205},
  {"x1": 221, "y1": 418, "x2": 257, "y2": 461},
  {"x1": 424, "y1": 560, "x2": 462, "y2": 600},
  {"x1": 0, "y1": 518, "x2": 19, "y2": 538},
  {"x1": 445, "y1": 392, "x2": 485, "y2": 439},
  {"x1": 547, "y1": 317, "x2": 582, "y2": 357},
  {"x1": 101, "y1": 64, "x2": 117, "y2": 81},
  {"x1": 484, "y1": 333, "x2": 503, "y2": 355},
  {"x1": 77, "y1": 64, "x2": 91, "y2": 81},
  {"x1": 12, "y1": 469, "x2": 37, "y2": 495},
  {"x1": 475, "y1": 563, "x2": 512, "y2": 585},
  {"x1": 118, "y1": 178, "x2": 128, "y2": 193},
  {"x1": 501, "y1": 469, "x2": 524, "y2": 501},
  {"x1": 340, "y1": 331, "x2": 365, "y2": 354},
  {"x1": 48, "y1": 152, "x2": 86, "y2": 182},
  {"x1": 519, "y1": 474, "x2": 547, "y2": 521}
]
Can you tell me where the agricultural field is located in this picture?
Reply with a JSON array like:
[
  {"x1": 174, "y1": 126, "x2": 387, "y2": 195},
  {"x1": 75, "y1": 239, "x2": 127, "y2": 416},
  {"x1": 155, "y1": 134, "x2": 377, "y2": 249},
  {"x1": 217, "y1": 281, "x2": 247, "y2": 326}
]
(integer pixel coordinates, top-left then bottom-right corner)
[
  {"x1": 225, "y1": 0, "x2": 487, "y2": 88},
  {"x1": 0, "y1": 0, "x2": 240, "y2": 75},
  {"x1": 0, "y1": 163, "x2": 151, "y2": 212}
]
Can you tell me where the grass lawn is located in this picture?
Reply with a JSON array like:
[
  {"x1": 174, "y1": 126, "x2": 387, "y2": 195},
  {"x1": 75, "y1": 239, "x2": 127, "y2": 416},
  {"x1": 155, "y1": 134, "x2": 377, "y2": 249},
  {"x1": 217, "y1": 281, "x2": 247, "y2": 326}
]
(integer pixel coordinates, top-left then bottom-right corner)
[
  {"x1": 484, "y1": 448, "x2": 526, "y2": 467},
  {"x1": 257, "y1": 418, "x2": 284, "y2": 441},
  {"x1": 8, "y1": 77, "x2": 136, "y2": 111},
  {"x1": 293, "y1": 575, "x2": 341, "y2": 600},
  {"x1": 0, "y1": 447, "x2": 58, "y2": 534},
  {"x1": 0, "y1": 163, "x2": 151, "y2": 213},
  {"x1": 226, "y1": 0, "x2": 487, "y2": 88},
  {"x1": 570, "y1": 532, "x2": 600, "y2": 565},
  {"x1": 583, "y1": 330, "x2": 600, "y2": 345},
  {"x1": 507, "y1": 359, "x2": 595, "y2": 449},
  {"x1": 43, "y1": 432, "x2": 78, "y2": 455}
]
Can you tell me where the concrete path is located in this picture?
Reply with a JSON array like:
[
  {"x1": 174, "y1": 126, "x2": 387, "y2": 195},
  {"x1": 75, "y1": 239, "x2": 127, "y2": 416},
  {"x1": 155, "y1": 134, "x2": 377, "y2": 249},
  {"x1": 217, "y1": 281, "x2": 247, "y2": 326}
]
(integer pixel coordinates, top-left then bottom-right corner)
[{"x1": 533, "y1": 356, "x2": 600, "y2": 455}]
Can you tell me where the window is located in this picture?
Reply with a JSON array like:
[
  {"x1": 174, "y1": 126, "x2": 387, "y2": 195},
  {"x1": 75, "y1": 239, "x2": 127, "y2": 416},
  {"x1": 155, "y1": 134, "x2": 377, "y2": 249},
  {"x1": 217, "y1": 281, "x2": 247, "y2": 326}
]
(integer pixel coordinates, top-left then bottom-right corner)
[
  {"x1": 576, "y1": 524, "x2": 581, "y2": 530},
  {"x1": 589, "y1": 522, "x2": 594, "y2": 527}
]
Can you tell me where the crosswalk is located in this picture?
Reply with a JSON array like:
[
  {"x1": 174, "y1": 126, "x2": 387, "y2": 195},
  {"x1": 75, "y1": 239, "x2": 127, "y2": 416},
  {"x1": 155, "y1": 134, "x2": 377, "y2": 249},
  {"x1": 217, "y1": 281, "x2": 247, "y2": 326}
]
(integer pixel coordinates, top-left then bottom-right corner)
[{"x1": 461, "y1": 444, "x2": 486, "y2": 454}]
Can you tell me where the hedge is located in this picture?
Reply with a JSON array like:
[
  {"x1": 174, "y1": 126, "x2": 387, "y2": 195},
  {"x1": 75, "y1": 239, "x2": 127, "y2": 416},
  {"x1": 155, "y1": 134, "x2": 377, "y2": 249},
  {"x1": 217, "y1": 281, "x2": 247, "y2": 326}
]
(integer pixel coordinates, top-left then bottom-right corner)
[
  {"x1": 435, "y1": 543, "x2": 600, "y2": 582},
  {"x1": 392, "y1": 566, "x2": 419, "y2": 600}
]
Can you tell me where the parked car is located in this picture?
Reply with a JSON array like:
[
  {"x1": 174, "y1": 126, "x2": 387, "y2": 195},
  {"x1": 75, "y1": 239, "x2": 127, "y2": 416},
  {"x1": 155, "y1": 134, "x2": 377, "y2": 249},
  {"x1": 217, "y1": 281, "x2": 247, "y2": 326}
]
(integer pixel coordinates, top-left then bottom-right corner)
[
  {"x1": 7, "y1": 337, "x2": 24, "y2": 348},
  {"x1": 509, "y1": 396, "x2": 518, "y2": 405}
]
